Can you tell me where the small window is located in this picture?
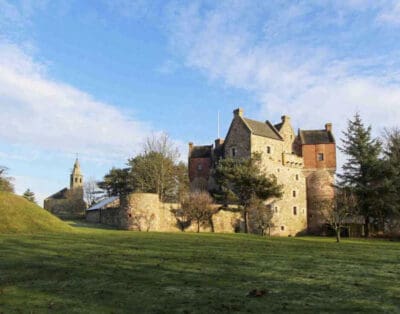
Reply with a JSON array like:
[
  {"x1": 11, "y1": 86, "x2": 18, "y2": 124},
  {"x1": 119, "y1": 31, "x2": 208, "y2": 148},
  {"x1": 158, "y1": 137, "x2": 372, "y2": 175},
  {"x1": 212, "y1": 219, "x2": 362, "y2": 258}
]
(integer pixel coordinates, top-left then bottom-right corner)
[
  {"x1": 267, "y1": 146, "x2": 271, "y2": 154},
  {"x1": 292, "y1": 190, "x2": 296, "y2": 197},
  {"x1": 293, "y1": 206, "x2": 297, "y2": 215},
  {"x1": 80, "y1": 178, "x2": 82, "y2": 183},
  {"x1": 295, "y1": 174, "x2": 299, "y2": 180},
  {"x1": 317, "y1": 153, "x2": 324, "y2": 161},
  {"x1": 75, "y1": 178, "x2": 78, "y2": 183},
  {"x1": 232, "y1": 148, "x2": 236, "y2": 157},
  {"x1": 274, "y1": 206, "x2": 279, "y2": 213},
  {"x1": 281, "y1": 226, "x2": 285, "y2": 231},
  {"x1": 197, "y1": 164, "x2": 203, "y2": 172}
]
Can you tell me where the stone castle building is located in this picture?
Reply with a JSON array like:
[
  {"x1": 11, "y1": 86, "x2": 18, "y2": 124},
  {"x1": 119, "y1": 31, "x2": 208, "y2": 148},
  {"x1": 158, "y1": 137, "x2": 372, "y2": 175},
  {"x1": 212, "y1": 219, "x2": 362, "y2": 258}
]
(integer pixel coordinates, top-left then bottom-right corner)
[
  {"x1": 188, "y1": 108, "x2": 336, "y2": 236},
  {"x1": 44, "y1": 159, "x2": 86, "y2": 219}
]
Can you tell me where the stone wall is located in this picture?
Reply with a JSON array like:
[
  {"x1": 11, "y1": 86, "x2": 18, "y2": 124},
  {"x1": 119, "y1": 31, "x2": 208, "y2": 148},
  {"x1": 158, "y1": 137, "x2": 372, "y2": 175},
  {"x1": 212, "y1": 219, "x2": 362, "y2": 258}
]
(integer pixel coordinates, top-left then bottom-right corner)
[
  {"x1": 44, "y1": 189, "x2": 86, "y2": 220},
  {"x1": 87, "y1": 192, "x2": 243, "y2": 233},
  {"x1": 250, "y1": 132, "x2": 308, "y2": 236},
  {"x1": 224, "y1": 117, "x2": 251, "y2": 159}
]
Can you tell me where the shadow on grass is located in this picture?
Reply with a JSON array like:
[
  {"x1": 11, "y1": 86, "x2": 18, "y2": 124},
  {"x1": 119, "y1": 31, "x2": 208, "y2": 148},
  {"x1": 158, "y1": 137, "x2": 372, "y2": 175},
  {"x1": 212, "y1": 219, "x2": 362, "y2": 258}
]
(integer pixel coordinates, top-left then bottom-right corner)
[
  {"x1": 66, "y1": 219, "x2": 118, "y2": 230},
  {"x1": 0, "y1": 233, "x2": 399, "y2": 313}
]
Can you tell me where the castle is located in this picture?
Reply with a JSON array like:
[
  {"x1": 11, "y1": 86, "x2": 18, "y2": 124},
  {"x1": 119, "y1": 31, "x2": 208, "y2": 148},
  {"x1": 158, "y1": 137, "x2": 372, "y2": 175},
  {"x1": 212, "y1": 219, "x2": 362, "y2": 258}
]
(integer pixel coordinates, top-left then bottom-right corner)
[
  {"x1": 46, "y1": 109, "x2": 337, "y2": 236},
  {"x1": 44, "y1": 158, "x2": 86, "y2": 219},
  {"x1": 188, "y1": 108, "x2": 336, "y2": 235}
]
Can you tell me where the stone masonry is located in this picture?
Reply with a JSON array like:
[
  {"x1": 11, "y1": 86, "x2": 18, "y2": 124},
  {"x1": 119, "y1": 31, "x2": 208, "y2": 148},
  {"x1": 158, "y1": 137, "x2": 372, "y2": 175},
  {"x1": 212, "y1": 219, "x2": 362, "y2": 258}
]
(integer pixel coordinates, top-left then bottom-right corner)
[{"x1": 189, "y1": 108, "x2": 336, "y2": 236}]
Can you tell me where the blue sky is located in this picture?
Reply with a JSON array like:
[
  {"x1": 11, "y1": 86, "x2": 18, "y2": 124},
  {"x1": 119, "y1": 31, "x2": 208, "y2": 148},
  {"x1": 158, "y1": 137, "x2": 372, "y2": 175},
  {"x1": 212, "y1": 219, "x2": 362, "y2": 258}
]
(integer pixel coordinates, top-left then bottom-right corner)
[{"x1": 1, "y1": 0, "x2": 400, "y2": 205}]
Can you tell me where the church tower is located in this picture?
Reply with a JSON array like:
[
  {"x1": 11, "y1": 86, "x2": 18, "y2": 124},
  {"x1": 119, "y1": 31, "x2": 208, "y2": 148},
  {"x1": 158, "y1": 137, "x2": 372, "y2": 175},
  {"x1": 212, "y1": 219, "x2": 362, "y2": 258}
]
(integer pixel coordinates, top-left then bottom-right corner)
[{"x1": 70, "y1": 158, "x2": 83, "y2": 189}]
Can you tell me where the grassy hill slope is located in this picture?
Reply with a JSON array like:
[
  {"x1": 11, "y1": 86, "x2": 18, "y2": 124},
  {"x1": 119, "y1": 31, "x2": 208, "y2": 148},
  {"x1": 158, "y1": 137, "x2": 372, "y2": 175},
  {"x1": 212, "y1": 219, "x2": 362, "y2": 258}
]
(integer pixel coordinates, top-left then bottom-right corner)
[{"x1": 0, "y1": 192, "x2": 72, "y2": 233}]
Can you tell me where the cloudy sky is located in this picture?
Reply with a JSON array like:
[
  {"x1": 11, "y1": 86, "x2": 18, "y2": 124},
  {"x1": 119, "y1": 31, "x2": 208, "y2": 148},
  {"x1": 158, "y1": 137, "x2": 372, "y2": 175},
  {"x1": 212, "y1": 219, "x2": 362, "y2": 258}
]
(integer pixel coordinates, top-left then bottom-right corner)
[{"x1": 1, "y1": 0, "x2": 400, "y2": 205}]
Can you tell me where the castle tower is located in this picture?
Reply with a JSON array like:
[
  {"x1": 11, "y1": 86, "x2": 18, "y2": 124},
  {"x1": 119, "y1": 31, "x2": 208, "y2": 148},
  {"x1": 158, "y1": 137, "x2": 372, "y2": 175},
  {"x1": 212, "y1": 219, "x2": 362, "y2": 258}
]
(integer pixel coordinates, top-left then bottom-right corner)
[{"x1": 70, "y1": 158, "x2": 83, "y2": 189}]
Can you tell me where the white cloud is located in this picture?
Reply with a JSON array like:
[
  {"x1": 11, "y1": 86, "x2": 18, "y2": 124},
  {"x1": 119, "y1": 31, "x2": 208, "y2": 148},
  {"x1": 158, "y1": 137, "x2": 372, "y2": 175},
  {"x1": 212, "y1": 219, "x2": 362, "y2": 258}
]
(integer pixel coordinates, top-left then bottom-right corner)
[
  {"x1": 0, "y1": 41, "x2": 152, "y2": 160},
  {"x1": 165, "y1": 1, "x2": 400, "y2": 171},
  {"x1": 376, "y1": 2, "x2": 400, "y2": 25}
]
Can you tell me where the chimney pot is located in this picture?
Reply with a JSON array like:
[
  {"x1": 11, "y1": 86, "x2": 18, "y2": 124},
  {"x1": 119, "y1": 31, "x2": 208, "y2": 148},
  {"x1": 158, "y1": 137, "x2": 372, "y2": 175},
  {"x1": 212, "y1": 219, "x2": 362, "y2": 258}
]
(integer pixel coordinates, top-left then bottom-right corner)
[
  {"x1": 325, "y1": 123, "x2": 332, "y2": 132},
  {"x1": 233, "y1": 108, "x2": 244, "y2": 117}
]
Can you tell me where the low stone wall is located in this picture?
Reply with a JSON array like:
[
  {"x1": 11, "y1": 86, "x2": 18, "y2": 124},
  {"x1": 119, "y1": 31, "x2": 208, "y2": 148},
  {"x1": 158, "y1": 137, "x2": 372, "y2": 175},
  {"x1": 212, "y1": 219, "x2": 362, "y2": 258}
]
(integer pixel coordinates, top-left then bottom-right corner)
[{"x1": 87, "y1": 193, "x2": 243, "y2": 233}]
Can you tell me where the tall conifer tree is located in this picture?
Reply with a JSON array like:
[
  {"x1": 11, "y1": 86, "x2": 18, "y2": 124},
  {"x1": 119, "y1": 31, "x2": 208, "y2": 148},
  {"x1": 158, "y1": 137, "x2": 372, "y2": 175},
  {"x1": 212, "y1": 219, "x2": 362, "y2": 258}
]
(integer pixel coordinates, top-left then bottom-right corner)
[{"x1": 339, "y1": 113, "x2": 382, "y2": 237}]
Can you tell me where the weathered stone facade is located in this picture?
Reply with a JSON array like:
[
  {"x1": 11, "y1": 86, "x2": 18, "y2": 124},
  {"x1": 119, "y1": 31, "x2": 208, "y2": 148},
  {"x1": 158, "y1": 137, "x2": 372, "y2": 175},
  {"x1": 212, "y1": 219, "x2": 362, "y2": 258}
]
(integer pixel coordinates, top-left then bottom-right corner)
[
  {"x1": 189, "y1": 108, "x2": 337, "y2": 236},
  {"x1": 44, "y1": 159, "x2": 86, "y2": 219},
  {"x1": 87, "y1": 192, "x2": 243, "y2": 233}
]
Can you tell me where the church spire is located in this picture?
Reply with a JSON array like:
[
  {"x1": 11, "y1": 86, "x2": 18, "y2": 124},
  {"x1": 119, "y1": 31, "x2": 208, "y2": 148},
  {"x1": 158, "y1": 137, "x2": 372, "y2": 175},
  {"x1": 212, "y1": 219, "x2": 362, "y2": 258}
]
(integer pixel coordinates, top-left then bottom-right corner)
[{"x1": 70, "y1": 158, "x2": 83, "y2": 189}]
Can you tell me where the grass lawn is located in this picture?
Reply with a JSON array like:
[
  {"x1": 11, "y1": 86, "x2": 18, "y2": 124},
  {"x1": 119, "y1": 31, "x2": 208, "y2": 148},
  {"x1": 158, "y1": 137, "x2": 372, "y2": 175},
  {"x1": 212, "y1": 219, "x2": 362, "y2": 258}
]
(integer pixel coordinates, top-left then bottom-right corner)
[{"x1": 0, "y1": 226, "x2": 399, "y2": 313}]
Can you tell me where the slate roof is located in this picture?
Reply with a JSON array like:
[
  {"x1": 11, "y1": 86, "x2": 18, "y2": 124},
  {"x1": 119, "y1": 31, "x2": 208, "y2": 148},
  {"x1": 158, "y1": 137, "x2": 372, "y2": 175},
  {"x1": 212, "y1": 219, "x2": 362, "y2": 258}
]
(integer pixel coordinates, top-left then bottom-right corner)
[
  {"x1": 87, "y1": 196, "x2": 119, "y2": 211},
  {"x1": 190, "y1": 145, "x2": 213, "y2": 158},
  {"x1": 45, "y1": 188, "x2": 69, "y2": 200},
  {"x1": 242, "y1": 118, "x2": 283, "y2": 140},
  {"x1": 299, "y1": 130, "x2": 335, "y2": 145}
]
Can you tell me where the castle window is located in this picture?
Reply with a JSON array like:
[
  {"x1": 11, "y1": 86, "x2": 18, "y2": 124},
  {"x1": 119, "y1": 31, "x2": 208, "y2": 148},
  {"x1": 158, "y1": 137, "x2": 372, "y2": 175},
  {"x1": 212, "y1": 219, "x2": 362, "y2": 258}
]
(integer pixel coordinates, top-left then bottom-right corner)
[
  {"x1": 295, "y1": 174, "x2": 299, "y2": 180},
  {"x1": 80, "y1": 178, "x2": 82, "y2": 183},
  {"x1": 292, "y1": 190, "x2": 296, "y2": 197},
  {"x1": 281, "y1": 226, "x2": 285, "y2": 231},
  {"x1": 274, "y1": 206, "x2": 279, "y2": 213},
  {"x1": 293, "y1": 206, "x2": 297, "y2": 215},
  {"x1": 266, "y1": 146, "x2": 271, "y2": 154},
  {"x1": 318, "y1": 153, "x2": 324, "y2": 161},
  {"x1": 231, "y1": 147, "x2": 237, "y2": 157},
  {"x1": 197, "y1": 164, "x2": 203, "y2": 172},
  {"x1": 75, "y1": 178, "x2": 78, "y2": 183}
]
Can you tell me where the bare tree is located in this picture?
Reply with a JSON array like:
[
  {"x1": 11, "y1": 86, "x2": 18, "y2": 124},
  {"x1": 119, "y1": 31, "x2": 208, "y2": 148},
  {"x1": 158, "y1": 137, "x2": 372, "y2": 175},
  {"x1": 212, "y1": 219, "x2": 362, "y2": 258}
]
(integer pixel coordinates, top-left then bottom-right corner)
[
  {"x1": 0, "y1": 166, "x2": 14, "y2": 193},
  {"x1": 316, "y1": 188, "x2": 357, "y2": 242},
  {"x1": 180, "y1": 191, "x2": 216, "y2": 233},
  {"x1": 131, "y1": 211, "x2": 156, "y2": 232},
  {"x1": 84, "y1": 178, "x2": 104, "y2": 207},
  {"x1": 248, "y1": 197, "x2": 274, "y2": 236}
]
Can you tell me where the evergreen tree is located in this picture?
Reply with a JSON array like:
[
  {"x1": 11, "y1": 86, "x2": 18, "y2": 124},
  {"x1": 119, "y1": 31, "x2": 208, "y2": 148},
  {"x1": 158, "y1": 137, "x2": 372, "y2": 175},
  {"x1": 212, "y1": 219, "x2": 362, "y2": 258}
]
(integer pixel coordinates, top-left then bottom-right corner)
[
  {"x1": 23, "y1": 189, "x2": 36, "y2": 203},
  {"x1": 382, "y1": 128, "x2": 400, "y2": 224},
  {"x1": 339, "y1": 113, "x2": 382, "y2": 237},
  {"x1": 214, "y1": 153, "x2": 283, "y2": 233}
]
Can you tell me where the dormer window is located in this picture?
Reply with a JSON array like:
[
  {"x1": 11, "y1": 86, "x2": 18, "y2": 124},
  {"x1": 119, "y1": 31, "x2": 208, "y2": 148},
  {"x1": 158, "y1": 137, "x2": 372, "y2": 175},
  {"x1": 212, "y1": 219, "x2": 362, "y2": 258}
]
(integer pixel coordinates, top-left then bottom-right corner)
[{"x1": 317, "y1": 153, "x2": 324, "y2": 161}]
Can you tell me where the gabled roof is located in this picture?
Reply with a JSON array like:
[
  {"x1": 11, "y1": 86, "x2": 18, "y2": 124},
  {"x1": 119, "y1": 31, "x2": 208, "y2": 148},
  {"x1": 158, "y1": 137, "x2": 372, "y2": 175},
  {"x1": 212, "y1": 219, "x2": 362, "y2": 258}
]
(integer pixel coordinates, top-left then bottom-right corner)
[
  {"x1": 45, "y1": 188, "x2": 69, "y2": 200},
  {"x1": 299, "y1": 130, "x2": 335, "y2": 145},
  {"x1": 190, "y1": 145, "x2": 213, "y2": 158},
  {"x1": 274, "y1": 122, "x2": 283, "y2": 131},
  {"x1": 87, "y1": 196, "x2": 119, "y2": 211},
  {"x1": 242, "y1": 117, "x2": 283, "y2": 141}
]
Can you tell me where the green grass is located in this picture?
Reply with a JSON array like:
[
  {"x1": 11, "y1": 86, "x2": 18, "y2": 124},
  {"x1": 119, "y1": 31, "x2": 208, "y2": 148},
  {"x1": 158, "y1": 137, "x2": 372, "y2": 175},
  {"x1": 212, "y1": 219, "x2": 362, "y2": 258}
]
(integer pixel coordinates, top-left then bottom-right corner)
[
  {"x1": 0, "y1": 192, "x2": 72, "y2": 234},
  {"x1": 0, "y1": 226, "x2": 399, "y2": 313}
]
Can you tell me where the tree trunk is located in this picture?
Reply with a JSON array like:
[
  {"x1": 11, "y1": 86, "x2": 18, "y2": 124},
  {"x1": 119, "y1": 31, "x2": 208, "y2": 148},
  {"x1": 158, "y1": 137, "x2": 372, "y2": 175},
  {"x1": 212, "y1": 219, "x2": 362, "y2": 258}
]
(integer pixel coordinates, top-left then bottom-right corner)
[
  {"x1": 197, "y1": 221, "x2": 200, "y2": 233},
  {"x1": 209, "y1": 218, "x2": 215, "y2": 233},
  {"x1": 336, "y1": 227, "x2": 340, "y2": 243},
  {"x1": 244, "y1": 210, "x2": 249, "y2": 233},
  {"x1": 364, "y1": 216, "x2": 370, "y2": 238}
]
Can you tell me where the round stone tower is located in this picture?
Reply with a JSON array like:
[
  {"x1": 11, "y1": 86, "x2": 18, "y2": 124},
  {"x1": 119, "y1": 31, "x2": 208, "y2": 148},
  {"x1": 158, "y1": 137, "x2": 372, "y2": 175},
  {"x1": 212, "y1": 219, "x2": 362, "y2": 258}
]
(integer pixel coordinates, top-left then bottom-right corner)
[{"x1": 306, "y1": 170, "x2": 335, "y2": 234}]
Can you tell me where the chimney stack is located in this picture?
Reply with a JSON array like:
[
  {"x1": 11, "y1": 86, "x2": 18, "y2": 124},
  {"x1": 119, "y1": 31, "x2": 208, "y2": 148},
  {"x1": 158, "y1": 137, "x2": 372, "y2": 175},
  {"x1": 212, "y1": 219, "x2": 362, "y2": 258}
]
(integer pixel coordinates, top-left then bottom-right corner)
[
  {"x1": 189, "y1": 142, "x2": 194, "y2": 155},
  {"x1": 281, "y1": 115, "x2": 291, "y2": 123},
  {"x1": 233, "y1": 108, "x2": 244, "y2": 118},
  {"x1": 325, "y1": 123, "x2": 332, "y2": 132},
  {"x1": 215, "y1": 138, "x2": 224, "y2": 148}
]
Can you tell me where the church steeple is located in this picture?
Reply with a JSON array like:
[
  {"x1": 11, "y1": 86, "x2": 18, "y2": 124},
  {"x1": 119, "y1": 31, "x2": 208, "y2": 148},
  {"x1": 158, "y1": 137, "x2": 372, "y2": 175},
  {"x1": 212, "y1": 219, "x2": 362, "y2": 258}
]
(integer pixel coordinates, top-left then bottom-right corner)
[{"x1": 70, "y1": 158, "x2": 83, "y2": 189}]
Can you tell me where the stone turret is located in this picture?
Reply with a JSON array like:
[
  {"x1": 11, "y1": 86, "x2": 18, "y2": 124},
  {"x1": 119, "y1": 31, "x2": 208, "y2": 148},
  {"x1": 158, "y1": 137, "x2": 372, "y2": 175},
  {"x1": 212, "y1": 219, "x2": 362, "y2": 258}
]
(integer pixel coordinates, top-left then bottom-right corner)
[{"x1": 70, "y1": 158, "x2": 83, "y2": 189}]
